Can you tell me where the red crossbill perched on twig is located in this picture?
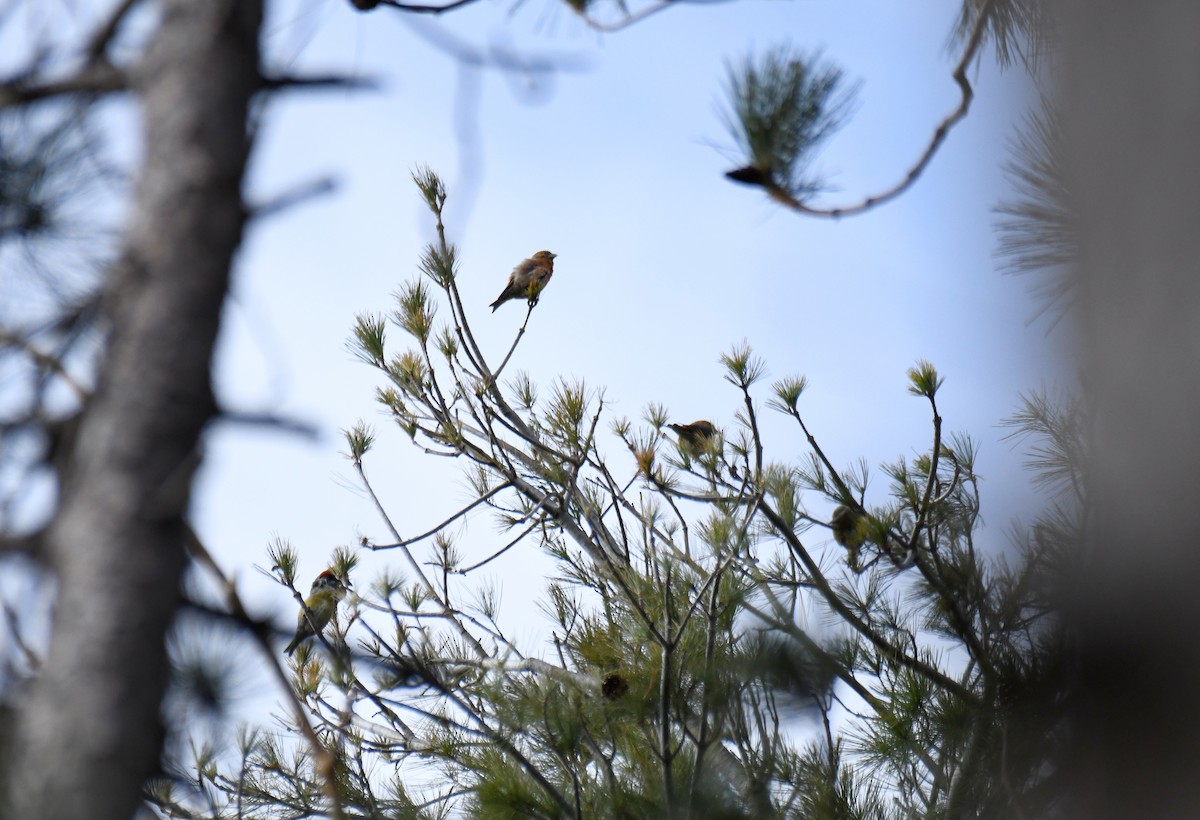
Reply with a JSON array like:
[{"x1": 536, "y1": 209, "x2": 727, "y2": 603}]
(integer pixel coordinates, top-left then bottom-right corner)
[
  {"x1": 667, "y1": 420, "x2": 718, "y2": 459},
  {"x1": 490, "y1": 250, "x2": 557, "y2": 312}
]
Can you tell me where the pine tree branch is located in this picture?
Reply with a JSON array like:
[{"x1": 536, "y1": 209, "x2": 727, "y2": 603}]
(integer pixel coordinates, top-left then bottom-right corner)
[
  {"x1": 659, "y1": 563, "x2": 676, "y2": 815},
  {"x1": 756, "y1": 497, "x2": 976, "y2": 703},
  {"x1": 368, "y1": 0, "x2": 481, "y2": 13},
  {"x1": 258, "y1": 73, "x2": 376, "y2": 93},
  {"x1": 906, "y1": 394, "x2": 944, "y2": 554},
  {"x1": 214, "y1": 410, "x2": 320, "y2": 439},
  {"x1": 0, "y1": 329, "x2": 89, "y2": 401},
  {"x1": 425, "y1": 677, "x2": 579, "y2": 817},
  {"x1": 0, "y1": 60, "x2": 127, "y2": 110},
  {"x1": 352, "y1": 459, "x2": 489, "y2": 658},
  {"x1": 571, "y1": 0, "x2": 675, "y2": 33},
  {"x1": 84, "y1": 0, "x2": 142, "y2": 63},
  {"x1": 367, "y1": 481, "x2": 512, "y2": 551},
  {"x1": 687, "y1": 570, "x2": 725, "y2": 813},
  {"x1": 247, "y1": 177, "x2": 339, "y2": 221},
  {"x1": 753, "y1": 0, "x2": 999, "y2": 218}
]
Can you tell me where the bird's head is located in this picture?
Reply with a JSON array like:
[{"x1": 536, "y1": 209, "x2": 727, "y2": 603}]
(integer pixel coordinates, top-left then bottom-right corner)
[
  {"x1": 532, "y1": 250, "x2": 557, "y2": 263},
  {"x1": 312, "y1": 569, "x2": 350, "y2": 597}
]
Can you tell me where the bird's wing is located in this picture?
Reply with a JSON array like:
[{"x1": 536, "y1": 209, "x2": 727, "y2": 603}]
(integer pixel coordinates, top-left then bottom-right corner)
[
  {"x1": 509, "y1": 258, "x2": 537, "y2": 287},
  {"x1": 530, "y1": 266, "x2": 552, "y2": 286}
]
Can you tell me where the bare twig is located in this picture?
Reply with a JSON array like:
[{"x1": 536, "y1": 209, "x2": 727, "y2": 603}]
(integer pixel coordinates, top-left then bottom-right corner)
[
  {"x1": 2, "y1": 600, "x2": 41, "y2": 672},
  {"x1": 248, "y1": 177, "x2": 339, "y2": 221},
  {"x1": 0, "y1": 330, "x2": 90, "y2": 402},
  {"x1": 456, "y1": 516, "x2": 541, "y2": 573},
  {"x1": 371, "y1": 0, "x2": 479, "y2": 13},
  {"x1": 571, "y1": 0, "x2": 673, "y2": 34},
  {"x1": 369, "y1": 481, "x2": 512, "y2": 551},
  {"x1": 491, "y1": 303, "x2": 535, "y2": 384},
  {"x1": 214, "y1": 410, "x2": 320, "y2": 439},
  {"x1": 258, "y1": 73, "x2": 377, "y2": 93},
  {"x1": 84, "y1": 0, "x2": 142, "y2": 63},
  {"x1": 0, "y1": 61, "x2": 126, "y2": 110}
]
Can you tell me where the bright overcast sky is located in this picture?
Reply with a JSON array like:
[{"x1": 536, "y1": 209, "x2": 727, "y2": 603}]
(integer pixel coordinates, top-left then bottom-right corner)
[{"x1": 164, "y1": 0, "x2": 1061, "y2": 644}]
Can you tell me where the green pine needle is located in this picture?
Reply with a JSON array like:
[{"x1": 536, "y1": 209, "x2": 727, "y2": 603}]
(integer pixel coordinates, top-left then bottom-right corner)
[{"x1": 723, "y1": 47, "x2": 855, "y2": 199}]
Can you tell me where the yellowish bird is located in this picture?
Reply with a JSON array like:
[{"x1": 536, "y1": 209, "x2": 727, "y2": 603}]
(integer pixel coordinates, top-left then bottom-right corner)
[
  {"x1": 285, "y1": 569, "x2": 350, "y2": 655},
  {"x1": 667, "y1": 420, "x2": 718, "y2": 459},
  {"x1": 490, "y1": 250, "x2": 557, "y2": 312},
  {"x1": 830, "y1": 505, "x2": 867, "y2": 566}
]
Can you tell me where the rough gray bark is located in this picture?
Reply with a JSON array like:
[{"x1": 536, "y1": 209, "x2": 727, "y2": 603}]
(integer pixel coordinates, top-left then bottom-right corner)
[
  {"x1": 1061, "y1": 1, "x2": 1200, "y2": 817},
  {"x1": 2, "y1": 2, "x2": 262, "y2": 818}
]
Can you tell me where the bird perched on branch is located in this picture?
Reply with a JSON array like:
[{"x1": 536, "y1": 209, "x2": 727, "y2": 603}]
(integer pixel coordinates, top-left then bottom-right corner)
[
  {"x1": 285, "y1": 569, "x2": 350, "y2": 655},
  {"x1": 667, "y1": 420, "x2": 718, "y2": 459},
  {"x1": 830, "y1": 505, "x2": 866, "y2": 548},
  {"x1": 830, "y1": 505, "x2": 868, "y2": 568},
  {"x1": 490, "y1": 250, "x2": 557, "y2": 312}
]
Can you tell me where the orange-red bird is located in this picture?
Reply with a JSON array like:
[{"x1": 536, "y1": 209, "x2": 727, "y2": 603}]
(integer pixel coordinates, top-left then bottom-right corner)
[{"x1": 490, "y1": 250, "x2": 557, "y2": 312}]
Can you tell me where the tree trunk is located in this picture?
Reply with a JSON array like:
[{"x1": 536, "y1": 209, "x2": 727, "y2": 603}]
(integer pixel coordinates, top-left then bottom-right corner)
[
  {"x1": 1062, "y1": 1, "x2": 1200, "y2": 817},
  {"x1": 3, "y1": 2, "x2": 261, "y2": 817}
]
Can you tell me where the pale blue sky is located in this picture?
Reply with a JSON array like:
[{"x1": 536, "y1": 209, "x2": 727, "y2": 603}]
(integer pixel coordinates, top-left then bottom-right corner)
[{"x1": 175, "y1": 0, "x2": 1057, "y2": 644}]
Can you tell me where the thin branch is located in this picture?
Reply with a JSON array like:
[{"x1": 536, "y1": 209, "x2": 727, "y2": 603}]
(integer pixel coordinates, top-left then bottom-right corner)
[
  {"x1": 352, "y1": 460, "x2": 488, "y2": 658},
  {"x1": 214, "y1": 410, "x2": 320, "y2": 439},
  {"x1": 372, "y1": 0, "x2": 480, "y2": 13},
  {"x1": 433, "y1": 653, "x2": 596, "y2": 691},
  {"x1": 755, "y1": 0, "x2": 998, "y2": 219},
  {"x1": 0, "y1": 533, "x2": 41, "y2": 558},
  {"x1": 456, "y1": 516, "x2": 541, "y2": 573},
  {"x1": 659, "y1": 562, "x2": 675, "y2": 816},
  {"x1": 248, "y1": 177, "x2": 339, "y2": 220},
  {"x1": 369, "y1": 481, "x2": 512, "y2": 550},
  {"x1": 662, "y1": 486, "x2": 695, "y2": 557},
  {"x1": 0, "y1": 330, "x2": 90, "y2": 402},
  {"x1": 85, "y1": 0, "x2": 142, "y2": 63},
  {"x1": 2, "y1": 600, "x2": 41, "y2": 672},
  {"x1": 572, "y1": 1, "x2": 674, "y2": 34},
  {"x1": 0, "y1": 61, "x2": 126, "y2": 110},
  {"x1": 258, "y1": 73, "x2": 377, "y2": 93},
  {"x1": 491, "y1": 303, "x2": 536, "y2": 384},
  {"x1": 906, "y1": 394, "x2": 944, "y2": 553},
  {"x1": 739, "y1": 382, "x2": 764, "y2": 479}
]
